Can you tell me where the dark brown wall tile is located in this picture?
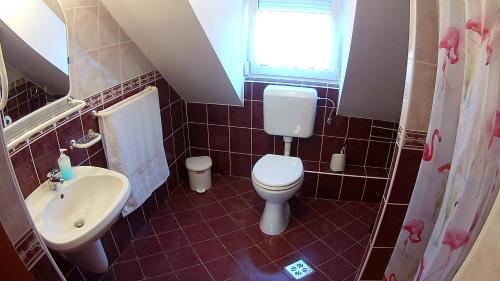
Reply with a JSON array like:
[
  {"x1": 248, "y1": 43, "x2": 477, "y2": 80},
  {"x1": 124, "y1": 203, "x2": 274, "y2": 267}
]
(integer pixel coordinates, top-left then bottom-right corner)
[
  {"x1": 30, "y1": 131, "x2": 60, "y2": 178},
  {"x1": 230, "y1": 127, "x2": 251, "y2": 154},
  {"x1": 298, "y1": 135, "x2": 322, "y2": 161},
  {"x1": 323, "y1": 115, "x2": 348, "y2": 137},
  {"x1": 161, "y1": 107, "x2": 172, "y2": 138},
  {"x1": 339, "y1": 176, "x2": 365, "y2": 201},
  {"x1": 321, "y1": 136, "x2": 344, "y2": 162},
  {"x1": 388, "y1": 149, "x2": 422, "y2": 204},
  {"x1": 208, "y1": 125, "x2": 229, "y2": 151},
  {"x1": 252, "y1": 82, "x2": 268, "y2": 101},
  {"x1": 317, "y1": 174, "x2": 342, "y2": 199},
  {"x1": 243, "y1": 81, "x2": 252, "y2": 100},
  {"x1": 230, "y1": 153, "x2": 251, "y2": 178},
  {"x1": 56, "y1": 117, "x2": 87, "y2": 165},
  {"x1": 363, "y1": 179, "x2": 386, "y2": 203},
  {"x1": 11, "y1": 148, "x2": 39, "y2": 198},
  {"x1": 252, "y1": 129, "x2": 274, "y2": 156},
  {"x1": 346, "y1": 139, "x2": 368, "y2": 165},
  {"x1": 156, "y1": 78, "x2": 170, "y2": 109},
  {"x1": 229, "y1": 103, "x2": 251, "y2": 128},
  {"x1": 187, "y1": 103, "x2": 207, "y2": 123},
  {"x1": 251, "y1": 101, "x2": 264, "y2": 129},
  {"x1": 300, "y1": 172, "x2": 318, "y2": 197},
  {"x1": 374, "y1": 204, "x2": 408, "y2": 247},
  {"x1": 210, "y1": 151, "x2": 230, "y2": 174},
  {"x1": 188, "y1": 123, "x2": 208, "y2": 148},
  {"x1": 348, "y1": 117, "x2": 372, "y2": 139},
  {"x1": 207, "y1": 104, "x2": 228, "y2": 125},
  {"x1": 365, "y1": 141, "x2": 391, "y2": 167}
]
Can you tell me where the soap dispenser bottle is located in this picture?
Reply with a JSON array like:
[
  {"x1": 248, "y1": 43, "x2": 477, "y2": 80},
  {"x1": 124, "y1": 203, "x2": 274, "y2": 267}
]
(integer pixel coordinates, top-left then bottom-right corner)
[{"x1": 58, "y1": 149, "x2": 73, "y2": 180}]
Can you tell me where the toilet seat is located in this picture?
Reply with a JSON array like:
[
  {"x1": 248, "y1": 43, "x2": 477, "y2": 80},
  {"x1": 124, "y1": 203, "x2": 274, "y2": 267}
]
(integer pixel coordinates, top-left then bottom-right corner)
[{"x1": 252, "y1": 154, "x2": 303, "y2": 191}]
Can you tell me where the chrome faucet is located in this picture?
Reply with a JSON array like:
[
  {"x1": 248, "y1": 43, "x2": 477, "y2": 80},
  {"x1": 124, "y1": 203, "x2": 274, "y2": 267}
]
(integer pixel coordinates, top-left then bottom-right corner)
[{"x1": 47, "y1": 169, "x2": 64, "y2": 191}]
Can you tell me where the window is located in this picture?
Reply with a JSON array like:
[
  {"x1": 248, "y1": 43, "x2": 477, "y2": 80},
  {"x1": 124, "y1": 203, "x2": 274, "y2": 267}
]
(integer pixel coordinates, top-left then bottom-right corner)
[{"x1": 248, "y1": 0, "x2": 340, "y2": 81}]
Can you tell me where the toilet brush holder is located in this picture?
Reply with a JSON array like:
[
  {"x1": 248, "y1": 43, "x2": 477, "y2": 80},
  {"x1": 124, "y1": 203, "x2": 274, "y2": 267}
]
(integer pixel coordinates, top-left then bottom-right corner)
[{"x1": 330, "y1": 153, "x2": 346, "y2": 172}]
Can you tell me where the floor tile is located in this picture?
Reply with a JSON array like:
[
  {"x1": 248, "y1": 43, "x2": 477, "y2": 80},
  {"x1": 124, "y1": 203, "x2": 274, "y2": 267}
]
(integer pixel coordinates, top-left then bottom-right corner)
[
  {"x1": 219, "y1": 196, "x2": 250, "y2": 213},
  {"x1": 138, "y1": 253, "x2": 172, "y2": 278},
  {"x1": 205, "y1": 255, "x2": 240, "y2": 281},
  {"x1": 209, "y1": 185, "x2": 237, "y2": 201},
  {"x1": 322, "y1": 230, "x2": 357, "y2": 253},
  {"x1": 165, "y1": 246, "x2": 200, "y2": 271},
  {"x1": 208, "y1": 215, "x2": 240, "y2": 236},
  {"x1": 243, "y1": 224, "x2": 273, "y2": 244},
  {"x1": 323, "y1": 208, "x2": 355, "y2": 228},
  {"x1": 113, "y1": 260, "x2": 144, "y2": 281},
  {"x1": 307, "y1": 199, "x2": 338, "y2": 214},
  {"x1": 230, "y1": 179, "x2": 254, "y2": 194},
  {"x1": 197, "y1": 202, "x2": 227, "y2": 221},
  {"x1": 157, "y1": 229, "x2": 190, "y2": 252},
  {"x1": 150, "y1": 215, "x2": 180, "y2": 234},
  {"x1": 192, "y1": 238, "x2": 228, "y2": 262},
  {"x1": 219, "y1": 229, "x2": 254, "y2": 252},
  {"x1": 173, "y1": 209, "x2": 204, "y2": 227},
  {"x1": 232, "y1": 246, "x2": 270, "y2": 270},
  {"x1": 341, "y1": 202, "x2": 372, "y2": 218},
  {"x1": 187, "y1": 191, "x2": 217, "y2": 207},
  {"x1": 240, "y1": 191, "x2": 264, "y2": 206},
  {"x1": 318, "y1": 256, "x2": 356, "y2": 281},
  {"x1": 148, "y1": 273, "x2": 179, "y2": 281},
  {"x1": 174, "y1": 264, "x2": 213, "y2": 281},
  {"x1": 340, "y1": 243, "x2": 366, "y2": 268},
  {"x1": 342, "y1": 220, "x2": 371, "y2": 241},
  {"x1": 246, "y1": 263, "x2": 289, "y2": 281},
  {"x1": 299, "y1": 240, "x2": 336, "y2": 266},
  {"x1": 303, "y1": 217, "x2": 338, "y2": 239},
  {"x1": 258, "y1": 236, "x2": 295, "y2": 261},
  {"x1": 132, "y1": 236, "x2": 162, "y2": 257},
  {"x1": 230, "y1": 208, "x2": 261, "y2": 228},
  {"x1": 282, "y1": 226, "x2": 318, "y2": 250},
  {"x1": 115, "y1": 243, "x2": 137, "y2": 263},
  {"x1": 167, "y1": 196, "x2": 195, "y2": 213},
  {"x1": 182, "y1": 222, "x2": 215, "y2": 244}
]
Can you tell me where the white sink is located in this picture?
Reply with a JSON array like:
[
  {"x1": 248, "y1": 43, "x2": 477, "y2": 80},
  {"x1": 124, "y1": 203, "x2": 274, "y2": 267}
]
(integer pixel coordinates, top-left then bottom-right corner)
[{"x1": 25, "y1": 166, "x2": 130, "y2": 273}]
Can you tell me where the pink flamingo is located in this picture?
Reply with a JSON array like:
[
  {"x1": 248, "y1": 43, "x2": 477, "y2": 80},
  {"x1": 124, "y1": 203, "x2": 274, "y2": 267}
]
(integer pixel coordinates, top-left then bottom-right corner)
[
  {"x1": 401, "y1": 219, "x2": 424, "y2": 255},
  {"x1": 439, "y1": 27, "x2": 460, "y2": 71},
  {"x1": 487, "y1": 111, "x2": 500, "y2": 148},
  {"x1": 423, "y1": 129, "x2": 441, "y2": 161},
  {"x1": 437, "y1": 162, "x2": 451, "y2": 174},
  {"x1": 383, "y1": 273, "x2": 396, "y2": 281},
  {"x1": 423, "y1": 227, "x2": 470, "y2": 281},
  {"x1": 466, "y1": 19, "x2": 493, "y2": 65}
]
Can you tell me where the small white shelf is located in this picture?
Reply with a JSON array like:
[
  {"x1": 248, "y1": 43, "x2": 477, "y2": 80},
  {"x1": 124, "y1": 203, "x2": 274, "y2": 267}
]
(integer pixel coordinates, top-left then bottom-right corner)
[{"x1": 70, "y1": 129, "x2": 102, "y2": 149}]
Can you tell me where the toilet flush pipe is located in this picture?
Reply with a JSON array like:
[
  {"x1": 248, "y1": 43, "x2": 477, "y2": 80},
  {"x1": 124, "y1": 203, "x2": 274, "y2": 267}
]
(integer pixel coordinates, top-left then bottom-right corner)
[{"x1": 283, "y1": 136, "x2": 293, "y2": 156}]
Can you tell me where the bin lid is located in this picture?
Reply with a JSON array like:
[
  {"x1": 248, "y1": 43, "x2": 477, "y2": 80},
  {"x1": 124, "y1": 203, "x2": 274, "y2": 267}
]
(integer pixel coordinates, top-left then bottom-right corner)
[{"x1": 186, "y1": 156, "x2": 212, "y2": 172}]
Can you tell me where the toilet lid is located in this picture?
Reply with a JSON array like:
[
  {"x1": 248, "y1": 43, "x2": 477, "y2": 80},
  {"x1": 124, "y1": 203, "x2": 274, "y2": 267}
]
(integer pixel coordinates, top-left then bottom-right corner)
[{"x1": 252, "y1": 154, "x2": 303, "y2": 188}]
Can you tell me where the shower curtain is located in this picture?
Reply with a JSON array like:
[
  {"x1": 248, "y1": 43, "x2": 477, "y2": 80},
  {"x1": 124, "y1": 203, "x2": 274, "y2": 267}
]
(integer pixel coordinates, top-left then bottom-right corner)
[{"x1": 383, "y1": 1, "x2": 500, "y2": 280}]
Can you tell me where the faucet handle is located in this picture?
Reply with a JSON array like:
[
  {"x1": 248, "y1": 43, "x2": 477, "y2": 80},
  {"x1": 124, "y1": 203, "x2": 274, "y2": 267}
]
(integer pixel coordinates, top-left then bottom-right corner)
[{"x1": 47, "y1": 169, "x2": 60, "y2": 178}]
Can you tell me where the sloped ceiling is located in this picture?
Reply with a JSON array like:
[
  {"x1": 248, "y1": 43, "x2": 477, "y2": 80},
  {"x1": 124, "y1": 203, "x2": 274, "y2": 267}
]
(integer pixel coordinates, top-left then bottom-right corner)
[
  {"x1": 338, "y1": 0, "x2": 409, "y2": 121},
  {"x1": 101, "y1": 0, "x2": 245, "y2": 106}
]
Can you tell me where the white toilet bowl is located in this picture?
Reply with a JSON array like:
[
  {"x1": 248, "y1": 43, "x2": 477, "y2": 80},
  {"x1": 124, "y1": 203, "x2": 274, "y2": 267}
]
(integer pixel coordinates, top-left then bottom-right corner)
[{"x1": 252, "y1": 154, "x2": 303, "y2": 235}]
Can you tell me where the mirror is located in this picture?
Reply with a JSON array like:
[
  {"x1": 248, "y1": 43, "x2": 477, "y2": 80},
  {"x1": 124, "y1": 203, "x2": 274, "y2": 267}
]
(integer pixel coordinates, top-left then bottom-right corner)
[{"x1": 0, "y1": 0, "x2": 79, "y2": 148}]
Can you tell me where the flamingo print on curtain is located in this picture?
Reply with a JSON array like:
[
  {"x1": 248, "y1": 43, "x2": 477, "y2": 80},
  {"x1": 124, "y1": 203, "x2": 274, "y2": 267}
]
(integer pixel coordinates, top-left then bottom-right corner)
[{"x1": 383, "y1": 0, "x2": 500, "y2": 280}]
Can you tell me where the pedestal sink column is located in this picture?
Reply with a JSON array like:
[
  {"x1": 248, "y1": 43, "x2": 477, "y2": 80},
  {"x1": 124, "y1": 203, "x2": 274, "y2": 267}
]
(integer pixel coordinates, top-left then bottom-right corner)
[{"x1": 61, "y1": 239, "x2": 108, "y2": 273}]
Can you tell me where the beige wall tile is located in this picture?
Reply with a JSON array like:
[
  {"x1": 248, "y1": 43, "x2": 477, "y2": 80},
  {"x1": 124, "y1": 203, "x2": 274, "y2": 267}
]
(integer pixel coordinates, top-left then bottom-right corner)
[
  {"x1": 74, "y1": 6, "x2": 99, "y2": 53},
  {"x1": 98, "y1": 5, "x2": 120, "y2": 47}
]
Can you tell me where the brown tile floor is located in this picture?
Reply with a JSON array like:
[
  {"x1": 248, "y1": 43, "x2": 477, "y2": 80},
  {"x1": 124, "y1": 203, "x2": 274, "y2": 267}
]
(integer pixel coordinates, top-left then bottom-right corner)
[{"x1": 105, "y1": 175, "x2": 379, "y2": 281}]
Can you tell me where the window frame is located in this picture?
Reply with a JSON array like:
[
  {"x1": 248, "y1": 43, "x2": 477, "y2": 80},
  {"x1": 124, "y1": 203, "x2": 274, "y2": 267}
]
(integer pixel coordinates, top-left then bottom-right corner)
[{"x1": 247, "y1": 0, "x2": 342, "y2": 82}]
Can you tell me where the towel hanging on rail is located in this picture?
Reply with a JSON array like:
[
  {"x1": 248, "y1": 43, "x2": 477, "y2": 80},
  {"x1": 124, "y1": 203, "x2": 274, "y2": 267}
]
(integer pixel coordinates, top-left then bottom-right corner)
[{"x1": 96, "y1": 86, "x2": 169, "y2": 216}]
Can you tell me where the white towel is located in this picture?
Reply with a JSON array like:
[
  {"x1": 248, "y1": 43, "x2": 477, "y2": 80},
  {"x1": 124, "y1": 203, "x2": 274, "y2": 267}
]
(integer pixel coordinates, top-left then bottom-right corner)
[{"x1": 97, "y1": 86, "x2": 169, "y2": 216}]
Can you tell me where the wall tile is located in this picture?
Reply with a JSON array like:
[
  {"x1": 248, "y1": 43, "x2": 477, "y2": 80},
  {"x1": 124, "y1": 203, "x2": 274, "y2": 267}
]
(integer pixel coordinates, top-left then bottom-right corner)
[
  {"x1": 323, "y1": 115, "x2": 348, "y2": 137},
  {"x1": 11, "y1": 148, "x2": 40, "y2": 198},
  {"x1": 188, "y1": 123, "x2": 208, "y2": 148},
  {"x1": 388, "y1": 148, "x2": 422, "y2": 203},
  {"x1": 317, "y1": 174, "x2": 342, "y2": 199},
  {"x1": 230, "y1": 127, "x2": 251, "y2": 154},
  {"x1": 374, "y1": 204, "x2": 408, "y2": 247},
  {"x1": 230, "y1": 153, "x2": 252, "y2": 178},
  {"x1": 229, "y1": 103, "x2": 251, "y2": 128},
  {"x1": 251, "y1": 101, "x2": 264, "y2": 129},
  {"x1": 345, "y1": 139, "x2": 368, "y2": 165},
  {"x1": 30, "y1": 131, "x2": 60, "y2": 179},
  {"x1": 252, "y1": 82, "x2": 268, "y2": 101},
  {"x1": 339, "y1": 177, "x2": 365, "y2": 201},
  {"x1": 208, "y1": 125, "x2": 229, "y2": 151},
  {"x1": 252, "y1": 129, "x2": 274, "y2": 156},
  {"x1": 297, "y1": 135, "x2": 322, "y2": 161},
  {"x1": 365, "y1": 141, "x2": 391, "y2": 167},
  {"x1": 207, "y1": 104, "x2": 228, "y2": 125},
  {"x1": 348, "y1": 117, "x2": 372, "y2": 139},
  {"x1": 56, "y1": 117, "x2": 88, "y2": 165},
  {"x1": 363, "y1": 179, "x2": 386, "y2": 203},
  {"x1": 187, "y1": 103, "x2": 207, "y2": 123},
  {"x1": 210, "y1": 151, "x2": 230, "y2": 175}
]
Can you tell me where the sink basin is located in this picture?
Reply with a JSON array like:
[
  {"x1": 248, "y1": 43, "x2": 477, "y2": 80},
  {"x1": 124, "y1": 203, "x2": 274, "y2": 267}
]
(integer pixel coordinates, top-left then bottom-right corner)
[{"x1": 25, "y1": 166, "x2": 130, "y2": 273}]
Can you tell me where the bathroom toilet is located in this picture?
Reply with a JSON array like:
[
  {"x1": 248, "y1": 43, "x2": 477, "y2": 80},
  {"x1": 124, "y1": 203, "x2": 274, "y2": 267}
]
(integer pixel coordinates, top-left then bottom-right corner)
[{"x1": 252, "y1": 85, "x2": 317, "y2": 235}]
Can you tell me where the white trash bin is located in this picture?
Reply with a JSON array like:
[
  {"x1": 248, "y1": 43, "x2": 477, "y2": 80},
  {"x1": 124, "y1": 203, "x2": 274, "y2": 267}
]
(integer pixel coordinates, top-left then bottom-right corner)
[{"x1": 185, "y1": 156, "x2": 212, "y2": 193}]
